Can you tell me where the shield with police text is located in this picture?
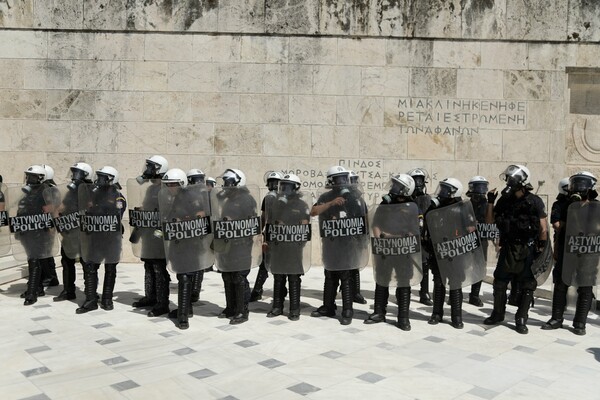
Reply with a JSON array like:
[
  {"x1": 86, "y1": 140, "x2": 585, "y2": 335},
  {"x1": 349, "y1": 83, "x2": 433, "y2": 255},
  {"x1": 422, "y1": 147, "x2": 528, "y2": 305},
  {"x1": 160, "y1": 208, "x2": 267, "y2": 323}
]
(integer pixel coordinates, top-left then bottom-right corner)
[
  {"x1": 127, "y1": 179, "x2": 165, "y2": 259},
  {"x1": 562, "y1": 201, "x2": 600, "y2": 287},
  {"x1": 211, "y1": 185, "x2": 261, "y2": 272},
  {"x1": 0, "y1": 183, "x2": 11, "y2": 256},
  {"x1": 158, "y1": 184, "x2": 214, "y2": 273},
  {"x1": 79, "y1": 183, "x2": 124, "y2": 264},
  {"x1": 264, "y1": 191, "x2": 312, "y2": 274},
  {"x1": 317, "y1": 185, "x2": 369, "y2": 271},
  {"x1": 8, "y1": 186, "x2": 58, "y2": 261},
  {"x1": 43, "y1": 184, "x2": 82, "y2": 260},
  {"x1": 369, "y1": 202, "x2": 423, "y2": 288},
  {"x1": 426, "y1": 200, "x2": 486, "y2": 290}
]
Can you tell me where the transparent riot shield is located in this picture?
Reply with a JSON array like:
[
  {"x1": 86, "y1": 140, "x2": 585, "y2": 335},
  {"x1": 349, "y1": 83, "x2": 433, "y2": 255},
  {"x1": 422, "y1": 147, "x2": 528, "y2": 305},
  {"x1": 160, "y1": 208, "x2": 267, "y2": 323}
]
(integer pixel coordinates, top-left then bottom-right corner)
[
  {"x1": 562, "y1": 201, "x2": 600, "y2": 287},
  {"x1": 532, "y1": 238, "x2": 553, "y2": 285},
  {"x1": 43, "y1": 184, "x2": 81, "y2": 260},
  {"x1": 79, "y1": 183, "x2": 123, "y2": 264},
  {"x1": 0, "y1": 183, "x2": 11, "y2": 256},
  {"x1": 426, "y1": 200, "x2": 486, "y2": 290},
  {"x1": 211, "y1": 185, "x2": 261, "y2": 272},
  {"x1": 369, "y1": 202, "x2": 423, "y2": 288},
  {"x1": 158, "y1": 184, "x2": 214, "y2": 274},
  {"x1": 264, "y1": 191, "x2": 312, "y2": 275},
  {"x1": 127, "y1": 178, "x2": 165, "y2": 259},
  {"x1": 7, "y1": 186, "x2": 58, "y2": 261},
  {"x1": 316, "y1": 184, "x2": 369, "y2": 271}
]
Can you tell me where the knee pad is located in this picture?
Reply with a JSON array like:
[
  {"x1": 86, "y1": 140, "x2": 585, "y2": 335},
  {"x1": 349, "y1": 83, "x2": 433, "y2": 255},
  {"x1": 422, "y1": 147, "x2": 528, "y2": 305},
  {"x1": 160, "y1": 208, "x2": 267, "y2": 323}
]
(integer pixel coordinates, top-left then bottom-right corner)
[{"x1": 288, "y1": 274, "x2": 301, "y2": 284}]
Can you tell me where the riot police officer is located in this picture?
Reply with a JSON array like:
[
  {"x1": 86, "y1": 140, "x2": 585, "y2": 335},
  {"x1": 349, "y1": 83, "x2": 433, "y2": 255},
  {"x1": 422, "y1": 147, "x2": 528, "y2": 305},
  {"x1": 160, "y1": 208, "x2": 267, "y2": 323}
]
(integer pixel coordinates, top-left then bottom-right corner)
[
  {"x1": 365, "y1": 174, "x2": 422, "y2": 331},
  {"x1": 52, "y1": 162, "x2": 93, "y2": 301},
  {"x1": 426, "y1": 178, "x2": 482, "y2": 329},
  {"x1": 206, "y1": 177, "x2": 217, "y2": 190},
  {"x1": 310, "y1": 166, "x2": 369, "y2": 325},
  {"x1": 264, "y1": 174, "x2": 311, "y2": 321},
  {"x1": 250, "y1": 171, "x2": 284, "y2": 302},
  {"x1": 408, "y1": 168, "x2": 434, "y2": 306},
  {"x1": 12, "y1": 165, "x2": 57, "y2": 305},
  {"x1": 542, "y1": 172, "x2": 598, "y2": 335},
  {"x1": 465, "y1": 176, "x2": 492, "y2": 306},
  {"x1": 213, "y1": 169, "x2": 259, "y2": 325},
  {"x1": 39, "y1": 164, "x2": 60, "y2": 289},
  {"x1": 76, "y1": 166, "x2": 126, "y2": 314},
  {"x1": 186, "y1": 168, "x2": 210, "y2": 303},
  {"x1": 483, "y1": 165, "x2": 548, "y2": 334},
  {"x1": 130, "y1": 155, "x2": 170, "y2": 317}
]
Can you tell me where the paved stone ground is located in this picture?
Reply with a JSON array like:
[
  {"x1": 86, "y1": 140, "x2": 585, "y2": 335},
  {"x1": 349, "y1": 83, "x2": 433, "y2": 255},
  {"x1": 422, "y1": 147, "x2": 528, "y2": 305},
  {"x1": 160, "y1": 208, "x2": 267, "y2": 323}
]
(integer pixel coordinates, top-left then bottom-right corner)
[{"x1": 1, "y1": 264, "x2": 599, "y2": 400}]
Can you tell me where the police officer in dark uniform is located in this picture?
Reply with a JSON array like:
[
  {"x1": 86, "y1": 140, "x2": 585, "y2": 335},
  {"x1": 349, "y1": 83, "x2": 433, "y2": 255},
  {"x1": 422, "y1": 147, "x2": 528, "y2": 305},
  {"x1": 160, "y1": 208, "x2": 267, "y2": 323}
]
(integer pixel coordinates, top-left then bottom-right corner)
[
  {"x1": 76, "y1": 166, "x2": 126, "y2": 314},
  {"x1": 542, "y1": 172, "x2": 598, "y2": 335},
  {"x1": 365, "y1": 174, "x2": 420, "y2": 330},
  {"x1": 310, "y1": 166, "x2": 368, "y2": 325},
  {"x1": 186, "y1": 168, "x2": 210, "y2": 303},
  {"x1": 465, "y1": 176, "x2": 491, "y2": 307},
  {"x1": 53, "y1": 162, "x2": 94, "y2": 301},
  {"x1": 39, "y1": 165, "x2": 60, "y2": 289},
  {"x1": 348, "y1": 171, "x2": 367, "y2": 305},
  {"x1": 131, "y1": 156, "x2": 170, "y2": 316},
  {"x1": 250, "y1": 171, "x2": 283, "y2": 302},
  {"x1": 265, "y1": 174, "x2": 310, "y2": 321},
  {"x1": 408, "y1": 168, "x2": 434, "y2": 306},
  {"x1": 483, "y1": 165, "x2": 548, "y2": 334},
  {"x1": 426, "y1": 178, "x2": 469, "y2": 329}
]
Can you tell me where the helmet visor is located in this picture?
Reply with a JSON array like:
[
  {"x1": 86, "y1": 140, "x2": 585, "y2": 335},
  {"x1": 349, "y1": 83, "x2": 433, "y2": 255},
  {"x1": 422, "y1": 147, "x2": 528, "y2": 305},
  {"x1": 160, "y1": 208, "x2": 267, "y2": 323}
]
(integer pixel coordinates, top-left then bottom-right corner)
[
  {"x1": 188, "y1": 175, "x2": 205, "y2": 185},
  {"x1": 24, "y1": 172, "x2": 43, "y2": 186},
  {"x1": 389, "y1": 180, "x2": 411, "y2": 197},
  {"x1": 500, "y1": 165, "x2": 527, "y2": 186},
  {"x1": 434, "y1": 182, "x2": 456, "y2": 199},
  {"x1": 468, "y1": 181, "x2": 488, "y2": 195},
  {"x1": 330, "y1": 174, "x2": 349, "y2": 186},
  {"x1": 569, "y1": 176, "x2": 594, "y2": 193}
]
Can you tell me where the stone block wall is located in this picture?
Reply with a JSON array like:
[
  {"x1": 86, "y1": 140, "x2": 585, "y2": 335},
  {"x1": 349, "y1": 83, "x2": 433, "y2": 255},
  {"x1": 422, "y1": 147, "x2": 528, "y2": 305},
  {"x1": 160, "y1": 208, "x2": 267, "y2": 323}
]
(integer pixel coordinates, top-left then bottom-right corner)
[{"x1": 0, "y1": 0, "x2": 599, "y2": 265}]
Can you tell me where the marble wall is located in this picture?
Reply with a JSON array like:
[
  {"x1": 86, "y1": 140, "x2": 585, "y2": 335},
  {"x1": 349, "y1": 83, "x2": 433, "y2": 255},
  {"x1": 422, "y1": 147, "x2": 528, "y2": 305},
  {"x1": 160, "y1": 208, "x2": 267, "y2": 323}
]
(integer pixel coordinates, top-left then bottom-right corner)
[{"x1": 0, "y1": 1, "x2": 599, "y2": 265}]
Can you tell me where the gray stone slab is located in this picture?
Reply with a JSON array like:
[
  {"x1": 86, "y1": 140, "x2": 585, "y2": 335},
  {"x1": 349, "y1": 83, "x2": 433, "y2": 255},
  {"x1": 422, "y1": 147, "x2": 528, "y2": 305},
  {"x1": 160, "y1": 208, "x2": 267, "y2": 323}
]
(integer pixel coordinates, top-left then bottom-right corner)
[
  {"x1": 468, "y1": 386, "x2": 500, "y2": 399},
  {"x1": 29, "y1": 329, "x2": 51, "y2": 336},
  {"x1": 25, "y1": 346, "x2": 51, "y2": 354},
  {"x1": 357, "y1": 372, "x2": 385, "y2": 383},
  {"x1": 110, "y1": 380, "x2": 140, "y2": 392},
  {"x1": 320, "y1": 351, "x2": 344, "y2": 359},
  {"x1": 189, "y1": 368, "x2": 217, "y2": 380},
  {"x1": 235, "y1": 340, "x2": 258, "y2": 348},
  {"x1": 173, "y1": 347, "x2": 197, "y2": 356},
  {"x1": 21, "y1": 366, "x2": 51, "y2": 378},
  {"x1": 102, "y1": 356, "x2": 128, "y2": 366},
  {"x1": 287, "y1": 382, "x2": 321, "y2": 396},
  {"x1": 258, "y1": 358, "x2": 286, "y2": 369}
]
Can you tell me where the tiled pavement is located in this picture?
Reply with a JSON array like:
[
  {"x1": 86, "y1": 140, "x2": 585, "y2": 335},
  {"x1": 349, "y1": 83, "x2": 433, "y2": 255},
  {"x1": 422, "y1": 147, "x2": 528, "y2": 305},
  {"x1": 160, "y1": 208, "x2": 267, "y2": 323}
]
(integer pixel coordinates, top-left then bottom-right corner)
[{"x1": 1, "y1": 264, "x2": 599, "y2": 400}]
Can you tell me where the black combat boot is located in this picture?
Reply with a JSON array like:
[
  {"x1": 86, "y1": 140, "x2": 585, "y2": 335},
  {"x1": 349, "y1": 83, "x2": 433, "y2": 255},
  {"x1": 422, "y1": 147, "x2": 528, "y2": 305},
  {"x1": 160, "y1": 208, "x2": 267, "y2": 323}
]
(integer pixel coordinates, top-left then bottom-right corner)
[
  {"x1": 449, "y1": 289, "x2": 464, "y2": 329},
  {"x1": 515, "y1": 288, "x2": 535, "y2": 334},
  {"x1": 541, "y1": 281, "x2": 568, "y2": 330},
  {"x1": 469, "y1": 281, "x2": 483, "y2": 307},
  {"x1": 191, "y1": 270, "x2": 204, "y2": 303},
  {"x1": 24, "y1": 259, "x2": 43, "y2": 306},
  {"x1": 572, "y1": 286, "x2": 593, "y2": 336},
  {"x1": 100, "y1": 264, "x2": 117, "y2": 310},
  {"x1": 339, "y1": 271, "x2": 354, "y2": 325},
  {"x1": 288, "y1": 275, "x2": 302, "y2": 321},
  {"x1": 132, "y1": 263, "x2": 156, "y2": 308},
  {"x1": 76, "y1": 263, "x2": 99, "y2": 314},
  {"x1": 250, "y1": 264, "x2": 269, "y2": 302},
  {"x1": 41, "y1": 257, "x2": 59, "y2": 287},
  {"x1": 149, "y1": 263, "x2": 170, "y2": 317},
  {"x1": 352, "y1": 269, "x2": 367, "y2": 304},
  {"x1": 168, "y1": 274, "x2": 193, "y2": 319},
  {"x1": 230, "y1": 272, "x2": 249, "y2": 325},
  {"x1": 484, "y1": 281, "x2": 508, "y2": 325},
  {"x1": 218, "y1": 273, "x2": 236, "y2": 318},
  {"x1": 428, "y1": 281, "x2": 445, "y2": 324},
  {"x1": 419, "y1": 266, "x2": 433, "y2": 306},
  {"x1": 311, "y1": 271, "x2": 338, "y2": 317},
  {"x1": 396, "y1": 287, "x2": 411, "y2": 331},
  {"x1": 54, "y1": 251, "x2": 76, "y2": 301},
  {"x1": 177, "y1": 274, "x2": 193, "y2": 330},
  {"x1": 267, "y1": 274, "x2": 286, "y2": 317},
  {"x1": 364, "y1": 284, "x2": 389, "y2": 324}
]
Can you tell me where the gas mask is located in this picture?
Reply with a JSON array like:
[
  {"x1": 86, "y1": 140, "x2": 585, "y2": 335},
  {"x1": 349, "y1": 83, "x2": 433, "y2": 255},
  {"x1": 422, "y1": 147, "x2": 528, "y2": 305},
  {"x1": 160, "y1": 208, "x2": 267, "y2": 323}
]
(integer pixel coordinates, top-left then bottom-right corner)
[
  {"x1": 67, "y1": 169, "x2": 88, "y2": 191},
  {"x1": 137, "y1": 161, "x2": 162, "y2": 183}
]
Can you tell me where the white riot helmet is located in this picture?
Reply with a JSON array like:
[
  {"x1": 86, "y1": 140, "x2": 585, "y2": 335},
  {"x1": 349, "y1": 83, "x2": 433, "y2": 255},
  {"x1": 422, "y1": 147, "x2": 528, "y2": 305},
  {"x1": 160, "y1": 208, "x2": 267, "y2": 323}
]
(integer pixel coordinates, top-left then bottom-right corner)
[
  {"x1": 264, "y1": 171, "x2": 283, "y2": 191},
  {"x1": 349, "y1": 170, "x2": 359, "y2": 184},
  {"x1": 41, "y1": 164, "x2": 55, "y2": 182},
  {"x1": 500, "y1": 164, "x2": 530, "y2": 187},
  {"x1": 435, "y1": 178, "x2": 463, "y2": 199},
  {"x1": 95, "y1": 166, "x2": 119, "y2": 187},
  {"x1": 222, "y1": 168, "x2": 246, "y2": 187},
  {"x1": 24, "y1": 165, "x2": 46, "y2": 186},
  {"x1": 206, "y1": 177, "x2": 216, "y2": 188},
  {"x1": 467, "y1": 176, "x2": 489, "y2": 195},
  {"x1": 187, "y1": 168, "x2": 205, "y2": 185},
  {"x1": 407, "y1": 167, "x2": 430, "y2": 194},
  {"x1": 326, "y1": 165, "x2": 350, "y2": 187},
  {"x1": 389, "y1": 174, "x2": 415, "y2": 197},
  {"x1": 279, "y1": 173, "x2": 301, "y2": 196},
  {"x1": 141, "y1": 155, "x2": 169, "y2": 179},
  {"x1": 569, "y1": 171, "x2": 597, "y2": 195},
  {"x1": 557, "y1": 177, "x2": 570, "y2": 196},
  {"x1": 70, "y1": 162, "x2": 93, "y2": 181},
  {"x1": 162, "y1": 168, "x2": 188, "y2": 188}
]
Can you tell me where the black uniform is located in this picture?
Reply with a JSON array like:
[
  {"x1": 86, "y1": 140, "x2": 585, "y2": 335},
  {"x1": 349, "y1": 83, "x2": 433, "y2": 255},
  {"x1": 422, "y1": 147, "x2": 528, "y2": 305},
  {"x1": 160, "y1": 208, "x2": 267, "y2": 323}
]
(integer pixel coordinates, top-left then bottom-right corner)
[
  {"x1": 415, "y1": 193, "x2": 433, "y2": 305},
  {"x1": 250, "y1": 191, "x2": 277, "y2": 302}
]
